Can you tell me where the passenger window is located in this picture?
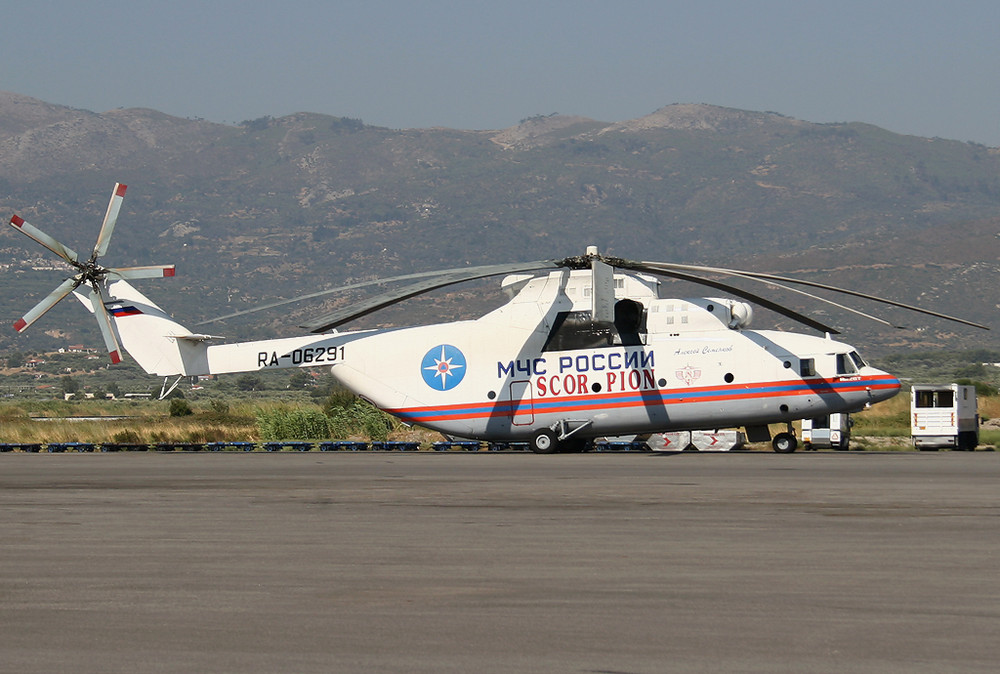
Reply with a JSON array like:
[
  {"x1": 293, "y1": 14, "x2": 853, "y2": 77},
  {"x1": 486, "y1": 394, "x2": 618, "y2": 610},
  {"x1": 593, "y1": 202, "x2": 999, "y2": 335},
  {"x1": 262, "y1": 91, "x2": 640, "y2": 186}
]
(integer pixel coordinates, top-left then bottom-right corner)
[{"x1": 800, "y1": 358, "x2": 816, "y2": 377}]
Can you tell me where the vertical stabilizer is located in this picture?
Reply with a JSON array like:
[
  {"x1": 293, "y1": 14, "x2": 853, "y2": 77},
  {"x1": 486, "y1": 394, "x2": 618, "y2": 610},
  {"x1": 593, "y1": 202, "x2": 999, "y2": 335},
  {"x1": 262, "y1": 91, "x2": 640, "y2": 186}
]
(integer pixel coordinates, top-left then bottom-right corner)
[{"x1": 75, "y1": 280, "x2": 208, "y2": 376}]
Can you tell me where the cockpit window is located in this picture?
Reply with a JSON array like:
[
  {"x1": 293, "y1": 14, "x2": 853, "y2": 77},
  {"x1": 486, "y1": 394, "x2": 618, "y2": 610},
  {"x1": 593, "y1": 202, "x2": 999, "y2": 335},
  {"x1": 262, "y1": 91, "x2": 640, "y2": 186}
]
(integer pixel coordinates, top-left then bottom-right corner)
[
  {"x1": 836, "y1": 353, "x2": 859, "y2": 375},
  {"x1": 849, "y1": 351, "x2": 867, "y2": 369}
]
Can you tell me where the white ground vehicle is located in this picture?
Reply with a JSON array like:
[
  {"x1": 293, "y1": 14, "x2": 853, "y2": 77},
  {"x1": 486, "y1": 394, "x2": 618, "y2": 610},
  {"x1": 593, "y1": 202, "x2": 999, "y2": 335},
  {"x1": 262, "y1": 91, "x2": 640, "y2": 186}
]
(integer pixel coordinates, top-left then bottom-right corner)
[
  {"x1": 911, "y1": 384, "x2": 979, "y2": 450},
  {"x1": 802, "y1": 413, "x2": 852, "y2": 450}
]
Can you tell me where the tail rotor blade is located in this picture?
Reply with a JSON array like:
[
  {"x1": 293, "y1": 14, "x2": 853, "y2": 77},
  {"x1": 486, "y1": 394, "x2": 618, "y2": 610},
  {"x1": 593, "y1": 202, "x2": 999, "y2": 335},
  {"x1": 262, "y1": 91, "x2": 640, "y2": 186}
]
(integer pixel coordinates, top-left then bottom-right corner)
[
  {"x1": 92, "y1": 183, "x2": 127, "y2": 259},
  {"x1": 13, "y1": 277, "x2": 81, "y2": 333},
  {"x1": 89, "y1": 288, "x2": 123, "y2": 364},
  {"x1": 9, "y1": 215, "x2": 80, "y2": 264},
  {"x1": 107, "y1": 265, "x2": 176, "y2": 280}
]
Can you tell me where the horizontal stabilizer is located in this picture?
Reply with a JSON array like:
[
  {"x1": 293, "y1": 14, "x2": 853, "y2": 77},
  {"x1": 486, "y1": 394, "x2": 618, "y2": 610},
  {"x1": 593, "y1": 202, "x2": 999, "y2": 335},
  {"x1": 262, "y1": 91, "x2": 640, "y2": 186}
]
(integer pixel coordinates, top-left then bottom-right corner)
[{"x1": 173, "y1": 333, "x2": 226, "y2": 342}]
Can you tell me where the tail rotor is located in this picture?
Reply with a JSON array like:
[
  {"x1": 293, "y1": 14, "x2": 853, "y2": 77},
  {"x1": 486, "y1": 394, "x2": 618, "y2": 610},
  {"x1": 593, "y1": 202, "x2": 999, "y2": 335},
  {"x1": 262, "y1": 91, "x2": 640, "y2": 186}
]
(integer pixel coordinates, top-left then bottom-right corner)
[{"x1": 9, "y1": 183, "x2": 175, "y2": 363}]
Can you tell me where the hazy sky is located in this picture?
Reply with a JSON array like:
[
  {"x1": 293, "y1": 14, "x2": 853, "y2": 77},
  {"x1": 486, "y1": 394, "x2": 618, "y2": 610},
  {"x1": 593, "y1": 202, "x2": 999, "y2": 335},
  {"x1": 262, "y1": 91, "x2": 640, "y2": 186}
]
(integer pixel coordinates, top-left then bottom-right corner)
[{"x1": 5, "y1": 1, "x2": 1000, "y2": 145}]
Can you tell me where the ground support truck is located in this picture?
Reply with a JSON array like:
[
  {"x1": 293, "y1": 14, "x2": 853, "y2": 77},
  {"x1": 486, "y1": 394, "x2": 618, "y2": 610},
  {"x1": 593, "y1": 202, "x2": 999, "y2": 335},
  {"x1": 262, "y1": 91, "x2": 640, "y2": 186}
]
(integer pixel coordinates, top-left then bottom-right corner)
[{"x1": 911, "y1": 384, "x2": 979, "y2": 450}]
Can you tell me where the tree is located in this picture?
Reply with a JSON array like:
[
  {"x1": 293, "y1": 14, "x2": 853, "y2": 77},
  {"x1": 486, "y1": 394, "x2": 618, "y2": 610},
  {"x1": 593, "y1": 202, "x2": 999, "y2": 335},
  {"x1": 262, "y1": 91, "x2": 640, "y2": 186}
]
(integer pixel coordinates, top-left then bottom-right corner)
[
  {"x1": 236, "y1": 374, "x2": 262, "y2": 391},
  {"x1": 61, "y1": 376, "x2": 79, "y2": 395},
  {"x1": 288, "y1": 371, "x2": 312, "y2": 389}
]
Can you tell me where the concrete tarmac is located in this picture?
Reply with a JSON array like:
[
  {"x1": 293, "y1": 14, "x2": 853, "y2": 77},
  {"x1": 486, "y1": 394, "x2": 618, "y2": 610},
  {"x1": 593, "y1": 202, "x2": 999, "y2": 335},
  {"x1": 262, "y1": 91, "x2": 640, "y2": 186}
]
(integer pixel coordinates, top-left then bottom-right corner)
[{"x1": 1, "y1": 452, "x2": 998, "y2": 673}]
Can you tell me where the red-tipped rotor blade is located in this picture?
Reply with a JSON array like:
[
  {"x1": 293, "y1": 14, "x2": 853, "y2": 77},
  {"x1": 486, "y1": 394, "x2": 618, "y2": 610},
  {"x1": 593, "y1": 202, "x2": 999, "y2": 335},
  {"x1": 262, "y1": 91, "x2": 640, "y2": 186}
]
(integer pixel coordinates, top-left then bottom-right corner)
[
  {"x1": 9, "y1": 215, "x2": 80, "y2": 264},
  {"x1": 107, "y1": 264, "x2": 176, "y2": 280},
  {"x1": 13, "y1": 276, "x2": 81, "y2": 333},
  {"x1": 88, "y1": 288, "x2": 123, "y2": 364},
  {"x1": 92, "y1": 183, "x2": 127, "y2": 258}
]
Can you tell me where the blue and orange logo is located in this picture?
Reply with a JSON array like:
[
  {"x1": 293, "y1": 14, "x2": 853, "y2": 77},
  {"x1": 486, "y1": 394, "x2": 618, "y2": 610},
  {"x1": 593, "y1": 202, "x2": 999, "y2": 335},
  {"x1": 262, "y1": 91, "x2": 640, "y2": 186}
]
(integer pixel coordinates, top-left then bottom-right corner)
[{"x1": 421, "y1": 344, "x2": 466, "y2": 391}]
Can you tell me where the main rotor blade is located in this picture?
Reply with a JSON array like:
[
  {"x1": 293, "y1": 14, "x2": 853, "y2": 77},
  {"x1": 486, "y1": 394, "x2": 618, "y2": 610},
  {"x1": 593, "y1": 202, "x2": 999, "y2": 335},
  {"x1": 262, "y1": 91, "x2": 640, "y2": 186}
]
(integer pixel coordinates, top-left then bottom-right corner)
[
  {"x1": 198, "y1": 270, "x2": 476, "y2": 325},
  {"x1": 107, "y1": 264, "x2": 176, "y2": 280},
  {"x1": 632, "y1": 261, "x2": 897, "y2": 329},
  {"x1": 196, "y1": 259, "x2": 562, "y2": 327},
  {"x1": 301, "y1": 260, "x2": 565, "y2": 333},
  {"x1": 88, "y1": 287, "x2": 123, "y2": 364},
  {"x1": 92, "y1": 183, "x2": 127, "y2": 259},
  {"x1": 9, "y1": 215, "x2": 80, "y2": 264},
  {"x1": 622, "y1": 262, "x2": 841, "y2": 334},
  {"x1": 640, "y1": 260, "x2": 990, "y2": 331},
  {"x1": 12, "y1": 276, "x2": 81, "y2": 333}
]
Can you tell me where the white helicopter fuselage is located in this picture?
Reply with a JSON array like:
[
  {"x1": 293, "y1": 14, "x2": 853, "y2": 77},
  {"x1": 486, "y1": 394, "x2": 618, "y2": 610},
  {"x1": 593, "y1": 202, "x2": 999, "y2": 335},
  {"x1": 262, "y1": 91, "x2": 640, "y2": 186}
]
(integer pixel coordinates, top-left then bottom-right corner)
[{"x1": 316, "y1": 269, "x2": 899, "y2": 442}]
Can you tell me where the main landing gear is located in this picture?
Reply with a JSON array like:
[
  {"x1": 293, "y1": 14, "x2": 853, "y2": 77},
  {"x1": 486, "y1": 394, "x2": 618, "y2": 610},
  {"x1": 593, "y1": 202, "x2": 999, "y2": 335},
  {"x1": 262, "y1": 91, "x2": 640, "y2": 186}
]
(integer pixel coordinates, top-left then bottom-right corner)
[
  {"x1": 530, "y1": 421, "x2": 593, "y2": 454},
  {"x1": 748, "y1": 423, "x2": 799, "y2": 453},
  {"x1": 531, "y1": 429, "x2": 559, "y2": 454},
  {"x1": 771, "y1": 431, "x2": 798, "y2": 453}
]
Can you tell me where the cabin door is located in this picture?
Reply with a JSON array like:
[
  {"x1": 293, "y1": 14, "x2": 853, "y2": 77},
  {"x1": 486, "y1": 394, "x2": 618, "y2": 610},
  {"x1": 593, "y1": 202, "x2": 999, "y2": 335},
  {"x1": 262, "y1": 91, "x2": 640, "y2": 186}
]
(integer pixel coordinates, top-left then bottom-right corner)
[{"x1": 509, "y1": 380, "x2": 535, "y2": 426}]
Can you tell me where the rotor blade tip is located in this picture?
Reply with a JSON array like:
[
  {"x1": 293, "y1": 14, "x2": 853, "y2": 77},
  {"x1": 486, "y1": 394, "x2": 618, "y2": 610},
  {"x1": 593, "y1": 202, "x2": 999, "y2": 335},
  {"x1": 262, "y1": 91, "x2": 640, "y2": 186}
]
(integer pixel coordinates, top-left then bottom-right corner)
[
  {"x1": 109, "y1": 350, "x2": 122, "y2": 364},
  {"x1": 115, "y1": 183, "x2": 127, "y2": 197},
  {"x1": 13, "y1": 318, "x2": 26, "y2": 332},
  {"x1": 164, "y1": 267, "x2": 176, "y2": 277},
  {"x1": 10, "y1": 214, "x2": 24, "y2": 227}
]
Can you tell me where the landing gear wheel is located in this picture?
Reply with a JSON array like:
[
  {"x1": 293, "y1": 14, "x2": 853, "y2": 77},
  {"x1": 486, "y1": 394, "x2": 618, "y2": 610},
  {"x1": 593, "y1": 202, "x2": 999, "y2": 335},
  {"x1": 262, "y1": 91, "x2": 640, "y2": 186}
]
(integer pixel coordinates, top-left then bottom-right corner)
[
  {"x1": 772, "y1": 433, "x2": 798, "y2": 453},
  {"x1": 531, "y1": 429, "x2": 559, "y2": 454}
]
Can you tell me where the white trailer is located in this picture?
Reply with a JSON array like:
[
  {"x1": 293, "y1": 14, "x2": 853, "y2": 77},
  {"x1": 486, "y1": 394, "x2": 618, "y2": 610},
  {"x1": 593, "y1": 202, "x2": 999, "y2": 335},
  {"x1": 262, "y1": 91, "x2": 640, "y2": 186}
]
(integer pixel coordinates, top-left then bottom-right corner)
[
  {"x1": 647, "y1": 431, "x2": 691, "y2": 451},
  {"x1": 690, "y1": 430, "x2": 744, "y2": 451},
  {"x1": 802, "y1": 413, "x2": 852, "y2": 450},
  {"x1": 911, "y1": 384, "x2": 979, "y2": 450}
]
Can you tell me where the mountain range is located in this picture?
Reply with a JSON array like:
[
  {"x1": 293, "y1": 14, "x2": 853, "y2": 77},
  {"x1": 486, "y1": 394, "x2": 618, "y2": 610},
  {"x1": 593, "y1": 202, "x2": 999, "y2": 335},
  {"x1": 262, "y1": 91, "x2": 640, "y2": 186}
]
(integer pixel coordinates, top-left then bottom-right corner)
[{"x1": 1, "y1": 90, "x2": 998, "y2": 356}]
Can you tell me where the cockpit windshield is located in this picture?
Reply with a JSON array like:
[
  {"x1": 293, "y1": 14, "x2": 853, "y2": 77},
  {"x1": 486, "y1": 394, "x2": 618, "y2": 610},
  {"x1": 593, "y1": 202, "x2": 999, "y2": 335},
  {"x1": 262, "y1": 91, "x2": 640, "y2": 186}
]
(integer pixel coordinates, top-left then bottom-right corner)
[{"x1": 836, "y1": 351, "x2": 868, "y2": 375}]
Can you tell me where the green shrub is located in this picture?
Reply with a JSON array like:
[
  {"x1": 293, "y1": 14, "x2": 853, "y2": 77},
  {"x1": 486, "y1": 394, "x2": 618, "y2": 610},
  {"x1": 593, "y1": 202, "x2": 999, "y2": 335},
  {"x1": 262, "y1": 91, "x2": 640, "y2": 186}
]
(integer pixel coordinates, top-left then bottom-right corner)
[
  {"x1": 256, "y1": 407, "x2": 332, "y2": 440},
  {"x1": 326, "y1": 399, "x2": 395, "y2": 441},
  {"x1": 954, "y1": 379, "x2": 999, "y2": 397}
]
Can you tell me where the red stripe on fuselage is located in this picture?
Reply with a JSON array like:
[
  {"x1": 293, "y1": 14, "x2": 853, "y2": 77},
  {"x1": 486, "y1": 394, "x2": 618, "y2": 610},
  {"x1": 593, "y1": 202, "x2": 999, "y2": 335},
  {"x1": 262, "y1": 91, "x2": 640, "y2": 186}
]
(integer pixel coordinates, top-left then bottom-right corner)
[{"x1": 386, "y1": 375, "x2": 898, "y2": 423}]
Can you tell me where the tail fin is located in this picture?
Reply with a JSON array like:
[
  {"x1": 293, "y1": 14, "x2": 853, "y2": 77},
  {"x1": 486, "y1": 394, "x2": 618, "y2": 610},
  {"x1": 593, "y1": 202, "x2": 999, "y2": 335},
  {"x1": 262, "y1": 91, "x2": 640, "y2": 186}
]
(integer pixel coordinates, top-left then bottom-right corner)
[{"x1": 76, "y1": 280, "x2": 214, "y2": 376}]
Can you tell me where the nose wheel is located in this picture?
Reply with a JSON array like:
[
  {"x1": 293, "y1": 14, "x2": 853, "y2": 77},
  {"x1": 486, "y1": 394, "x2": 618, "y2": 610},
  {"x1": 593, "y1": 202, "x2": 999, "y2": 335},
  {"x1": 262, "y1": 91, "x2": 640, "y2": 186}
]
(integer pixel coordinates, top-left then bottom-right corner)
[{"x1": 531, "y1": 429, "x2": 559, "y2": 454}]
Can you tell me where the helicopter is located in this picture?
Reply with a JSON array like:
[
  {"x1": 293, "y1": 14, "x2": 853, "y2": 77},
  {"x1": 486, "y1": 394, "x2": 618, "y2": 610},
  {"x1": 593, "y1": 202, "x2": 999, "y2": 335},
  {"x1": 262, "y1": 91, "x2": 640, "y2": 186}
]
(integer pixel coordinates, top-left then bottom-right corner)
[{"x1": 8, "y1": 183, "x2": 989, "y2": 452}]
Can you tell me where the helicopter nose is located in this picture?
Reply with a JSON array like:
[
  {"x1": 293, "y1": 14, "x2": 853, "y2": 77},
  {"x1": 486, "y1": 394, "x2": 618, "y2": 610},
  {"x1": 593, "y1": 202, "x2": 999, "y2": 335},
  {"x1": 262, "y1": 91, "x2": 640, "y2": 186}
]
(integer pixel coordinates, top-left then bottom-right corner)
[{"x1": 864, "y1": 366, "x2": 902, "y2": 403}]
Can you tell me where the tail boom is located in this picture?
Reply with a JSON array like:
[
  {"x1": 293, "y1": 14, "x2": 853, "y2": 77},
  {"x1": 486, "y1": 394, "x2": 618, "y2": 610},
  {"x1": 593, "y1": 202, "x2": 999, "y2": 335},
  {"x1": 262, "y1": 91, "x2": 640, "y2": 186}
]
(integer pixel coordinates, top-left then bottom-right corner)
[{"x1": 101, "y1": 279, "x2": 360, "y2": 377}]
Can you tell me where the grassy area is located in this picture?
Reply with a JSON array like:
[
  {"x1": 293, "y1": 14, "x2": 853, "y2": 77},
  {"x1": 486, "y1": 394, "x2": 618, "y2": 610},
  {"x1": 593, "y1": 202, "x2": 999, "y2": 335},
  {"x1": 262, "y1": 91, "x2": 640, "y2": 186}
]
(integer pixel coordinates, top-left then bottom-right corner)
[
  {"x1": 0, "y1": 396, "x2": 433, "y2": 447},
  {"x1": 0, "y1": 398, "x2": 255, "y2": 444}
]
